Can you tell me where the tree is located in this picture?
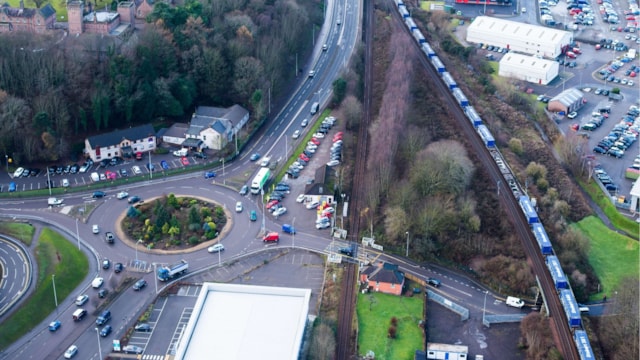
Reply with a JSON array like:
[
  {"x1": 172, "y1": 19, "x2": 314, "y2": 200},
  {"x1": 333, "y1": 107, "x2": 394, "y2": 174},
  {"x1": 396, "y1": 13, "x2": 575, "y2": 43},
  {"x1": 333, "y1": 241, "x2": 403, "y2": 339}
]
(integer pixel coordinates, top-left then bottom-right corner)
[
  {"x1": 331, "y1": 77, "x2": 347, "y2": 106},
  {"x1": 233, "y1": 56, "x2": 264, "y2": 101},
  {"x1": 341, "y1": 95, "x2": 362, "y2": 131},
  {"x1": 188, "y1": 206, "x2": 200, "y2": 225},
  {"x1": 598, "y1": 276, "x2": 639, "y2": 360}
]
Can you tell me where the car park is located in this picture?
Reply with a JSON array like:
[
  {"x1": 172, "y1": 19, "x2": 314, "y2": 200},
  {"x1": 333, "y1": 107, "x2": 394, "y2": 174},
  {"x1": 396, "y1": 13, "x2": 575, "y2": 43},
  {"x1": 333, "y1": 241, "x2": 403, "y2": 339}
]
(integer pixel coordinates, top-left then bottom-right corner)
[
  {"x1": 180, "y1": 157, "x2": 190, "y2": 166},
  {"x1": 306, "y1": 201, "x2": 320, "y2": 210},
  {"x1": 567, "y1": 111, "x2": 578, "y2": 119},
  {"x1": 208, "y1": 244, "x2": 225, "y2": 253},
  {"x1": 296, "y1": 194, "x2": 306, "y2": 203},
  {"x1": 327, "y1": 160, "x2": 340, "y2": 167},
  {"x1": 133, "y1": 279, "x2": 147, "y2": 290},
  {"x1": 273, "y1": 207, "x2": 287, "y2": 217},
  {"x1": 146, "y1": 163, "x2": 156, "y2": 172},
  {"x1": 61, "y1": 178, "x2": 70, "y2": 187},
  {"x1": 193, "y1": 152, "x2": 207, "y2": 159},
  {"x1": 119, "y1": 168, "x2": 128, "y2": 177},
  {"x1": 161, "y1": 160, "x2": 170, "y2": 170}
]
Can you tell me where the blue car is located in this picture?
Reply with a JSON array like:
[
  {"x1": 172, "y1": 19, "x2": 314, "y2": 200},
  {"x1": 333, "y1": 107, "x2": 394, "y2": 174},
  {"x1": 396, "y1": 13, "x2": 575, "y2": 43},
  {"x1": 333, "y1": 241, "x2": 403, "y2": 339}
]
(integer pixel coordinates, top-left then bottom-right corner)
[
  {"x1": 204, "y1": 171, "x2": 216, "y2": 179},
  {"x1": 48, "y1": 320, "x2": 61, "y2": 332},
  {"x1": 160, "y1": 160, "x2": 170, "y2": 170},
  {"x1": 8, "y1": 182, "x2": 16, "y2": 192},
  {"x1": 249, "y1": 153, "x2": 261, "y2": 161}
]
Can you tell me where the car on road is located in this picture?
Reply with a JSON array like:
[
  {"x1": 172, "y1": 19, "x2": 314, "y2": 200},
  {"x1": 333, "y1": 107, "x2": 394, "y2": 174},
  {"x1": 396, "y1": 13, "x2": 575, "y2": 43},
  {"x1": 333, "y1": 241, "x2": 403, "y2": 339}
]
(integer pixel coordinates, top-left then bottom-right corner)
[
  {"x1": 273, "y1": 207, "x2": 287, "y2": 217},
  {"x1": 250, "y1": 210, "x2": 257, "y2": 221},
  {"x1": 64, "y1": 345, "x2": 78, "y2": 359},
  {"x1": 133, "y1": 279, "x2": 147, "y2": 291},
  {"x1": 208, "y1": 244, "x2": 225, "y2": 253},
  {"x1": 114, "y1": 262, "x2": 124, "y2": 273},
  {"x1": 427, "y1": 278, "x2": 441, "y2": 287},
  {"x1": 92, "y1": 277, "x2": 104, "y2": 288},
  {"x1": 160, "y1": 160, "x2": 170, "y2": 170},
  {"x1": 102, "y1": 259, "x2": 110, "y2": 269},
  {"x1": 339, "y1": 245, "x2": 355, "y2": 257},
  {"x1": 301, "y1": 119, "x2": 308, "y2": 127},
  {"x1": 92, "y1": 191, "x2": 106, "y2": 198},
  {"x1": 292, "y1": 130, "x2": 300, "y2": 139},
  {"x1": 235, "y1": 201, "x2": 243, "y2": 212},
  {"x1": 180, "y1": 157, "x2": 190, "y2": 166},
  {"x1": 567, "y1": 111, "x2": 578, "y2": 119},
  {"x1": 134, "y1": 323, "x2": 152, "y2": 332},
  {"x1": 100, "y1": 325, "x2": 112, "y2": 337},
  {"x1": 128, "y1": 196, "x2": 141, "y2": 204},
  {"x1": 75, "y1": 294, "x2": 89, "y2": 306},
  {"x1": 105, "y1": 232, "x2": 115, "y2": 243},
  {"x1": 204, "y1": 171, "x2": 216, "y2": 179},
  {"x1": 239, "y1": 185, "x2": 249, "y2": 195},
  {"x1": 123, "y1": 345, "x2": 144, "y2": 354},
  {"x1": 117, "y1": 191, "x2": 129, "y2": 199},
  {"x1": 92, "y1": 224, "x2": 100, "y2": 234},
  {"x1": 48, "y1": 320, "x2": 61, "y2": 332},
  {"x1": 98, "y1": 289, "x2": 108, "y2": 298},
  {"x1": 132, "y1": 166, "x2": 142, "y2": 175},
  {"x1": 308, "y1": 70, "x2": 315, "y2": 78},
  {"x1": 250, "y1": 153, "x2": 261, "y2": 161}
]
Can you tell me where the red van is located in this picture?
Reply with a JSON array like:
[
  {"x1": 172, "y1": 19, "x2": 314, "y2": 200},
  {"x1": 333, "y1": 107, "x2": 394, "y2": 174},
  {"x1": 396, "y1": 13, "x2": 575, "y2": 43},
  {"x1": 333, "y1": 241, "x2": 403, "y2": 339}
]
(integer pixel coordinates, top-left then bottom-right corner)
[{"x1": 263, "y1": 232, "x2": 279, "y2": 242}]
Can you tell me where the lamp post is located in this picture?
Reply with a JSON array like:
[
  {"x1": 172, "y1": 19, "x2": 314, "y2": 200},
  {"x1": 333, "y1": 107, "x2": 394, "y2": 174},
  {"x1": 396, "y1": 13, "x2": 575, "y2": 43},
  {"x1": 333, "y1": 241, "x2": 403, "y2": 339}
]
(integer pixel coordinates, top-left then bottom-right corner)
[
  {"x1": 148, "y1": 150, "x2": 152, "y2": 180},
  {"x1": 52, "y1": 274, "x2": 58, "y2": 311},
  {"x1": 4, "y1": 155, "x2": 8, "y2": 174},
  {"x1": 340, "y1": 193, "x2": 345, "y2": 229},
  {"x1": 405, "y1": 231, "x2": 410, "y2": 257},
  {"x1": 483, "y1": 290, "x2": 489, "y2": 324},
  {"x1": 135, "y1": 239, "x2": 143, "y2": 263},
  {"x1": 94, "y1": 327, "x2": 102, "y2": 358},
  {"x1": 292, "y1": 217, "x2": 296, "y2": 249},
  {"x1": 261, "y1": 189, "x2": 266, "y2": 234},
  {"x1": 153, "y1": 263, "x2": 158, "y2": 294},
  {"x1": 75, "y1": 218, "x2": 80, "y2": 250}
]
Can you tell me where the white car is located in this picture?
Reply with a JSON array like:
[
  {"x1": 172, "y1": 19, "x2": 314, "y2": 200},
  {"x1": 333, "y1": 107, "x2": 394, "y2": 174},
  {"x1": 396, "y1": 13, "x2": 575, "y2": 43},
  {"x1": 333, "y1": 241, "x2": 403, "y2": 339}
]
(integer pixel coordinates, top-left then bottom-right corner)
[
  {"x1": 273, "y1": 207, "x2": 287, "y2": 217},
  {"x1": 301, "y1": 119, "x2": 308, "y2": 127},
  {"x1": 292, "y1": 130, "x2": 300, "y2": 139},
  {"x1": 75, "y1": 294, "x2": 89, "y2": 306},
  {"x1": 207, "y1": 244, "x2": 225, "y2": 253},
  {"x1": 567, "y1": 111, "x2": 578, "y2": 119},
  {"x1": 305, "y1": 147, "x2": 316, "y2": 154},
  {"x1": 92, "y1": 224, "x2": 100, "y2": 234},
  {"x1": 64, "y1": 345, "x2": 78, "y2": 359},
  {"x1": 117, "y1": 191, "x2": 129, "y2": 199},
  {"x1": 91, "y1": 277, "x2": 104, "y2": 288},
  {"x1": 296, "y1": 194, "x2": 306, "y2": 203},
  {"x1": 90, "y1": 172, "x2": 100, "y2": 182},
  {"x1": 313, "y1": 132, "x2": 325, "y2": 138},
  {"x1": 316, "y1": 216, "x2": 330, "y2": 224},
  {"x1": 327, "y1": 160, "x2": 341, "y2": 167},
  {"x1": 307, "y1": 143, "x2": 318, "y2": 150},
  {"x1": 13, "y1": 167, "x2": 25, "y2": 178},
  {"x1": 61, "y1": 179, "x2": 70, "y2": 188},
  {"x1": 306, "y1": 201, "x2": 320, "y2": 210},
  {"x1": 308, "y1": 70, "x2": 315, "y2": 78},
  {"x1": 322, "y1": 207, "x2": 335, "y2": 215},
  {"x1": 99, "y1": 173, "x2": 106, "y2": 181},
  {"x1": 235, "y1": 201, "x2": 243, "y2": 213},
  {"x1": 132, "y1": 166, "x2": 142, "y2": 175},
  {"x1": 316, "y1": 222, "x2": 331, "y2": 229}
]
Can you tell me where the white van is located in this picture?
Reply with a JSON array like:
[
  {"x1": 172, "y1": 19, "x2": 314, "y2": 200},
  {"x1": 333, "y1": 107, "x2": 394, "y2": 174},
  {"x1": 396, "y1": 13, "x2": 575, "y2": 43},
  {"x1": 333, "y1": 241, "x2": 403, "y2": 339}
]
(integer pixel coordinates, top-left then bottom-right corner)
[
  {"x1": 310, "y1": 102, "x2": 319, "y2": 115},
  {"x1": 90, "y1": 172, "x2": 100, "y2": 182},
  {"x1": 506, "y1": 296, "x2": 525, "y2": 308}
]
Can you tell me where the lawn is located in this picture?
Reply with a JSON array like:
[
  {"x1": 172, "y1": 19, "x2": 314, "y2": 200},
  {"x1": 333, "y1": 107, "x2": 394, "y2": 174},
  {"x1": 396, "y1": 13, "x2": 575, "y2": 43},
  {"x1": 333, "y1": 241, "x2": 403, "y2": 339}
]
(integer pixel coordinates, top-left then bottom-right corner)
[
  {"x1": 0, "y1": 227, "x2": 88, "y2": 350},
  {"x1": 0, "y1": 222, "x2": 35, "y2": 246},
  {"x1": 578, "y1": 178, "x2": 638, "y2": 239},
  {"x1": 5, "y1": 0, "x2": 112, "y2": 21},
  {"x1": 357, "y1": 292, "x2": 424, "y2": 360},
  {"x1": 572, "y1": 216, "x2": 639, "y2": 302}
]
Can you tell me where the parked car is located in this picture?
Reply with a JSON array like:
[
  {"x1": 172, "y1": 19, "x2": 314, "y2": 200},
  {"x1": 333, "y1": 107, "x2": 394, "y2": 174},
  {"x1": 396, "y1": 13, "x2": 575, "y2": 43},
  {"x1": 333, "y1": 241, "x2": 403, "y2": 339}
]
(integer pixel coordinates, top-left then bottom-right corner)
[
  {"x1": 134, "y1": 323, "x2": 151, "y2": 332},
  {"x1": 306, "y1": 201, "x2": 320, "y2": 210},
  {"x1": 160, "y1": 160, "x2": 170, "y2": 170},
  {"x1": 567, "y1": 111, "x2": 578, "y2": 119},
  {"x1": 180, "y1": 157, "x2": 190, "y2": 166},
  {"x1": 273, "y1": 207, "x2": 287, "y2": 217},
  {"x1": 119, "y1": 168, "x2": 129, "y2": 177},
  {"x1": 123, "y1": 345, "x2": 144, "y2": 354}
]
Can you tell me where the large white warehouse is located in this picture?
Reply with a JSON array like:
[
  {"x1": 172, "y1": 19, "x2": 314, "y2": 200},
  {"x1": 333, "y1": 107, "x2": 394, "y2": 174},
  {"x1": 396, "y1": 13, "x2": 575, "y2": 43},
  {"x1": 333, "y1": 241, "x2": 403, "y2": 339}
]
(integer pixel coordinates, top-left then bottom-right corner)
[
  {"x1": 499, "y1": 53, "x2": 559, "y2": 85},
  {"x1": 467, "y1": 16, "x2": 572, "y2": 59}
]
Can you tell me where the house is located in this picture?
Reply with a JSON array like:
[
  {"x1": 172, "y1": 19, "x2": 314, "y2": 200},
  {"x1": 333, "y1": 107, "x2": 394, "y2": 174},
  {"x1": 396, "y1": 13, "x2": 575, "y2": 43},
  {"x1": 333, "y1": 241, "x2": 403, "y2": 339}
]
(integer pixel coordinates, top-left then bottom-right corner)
[
  {"x1": 84, "y1": 124, "x2": 156, "y2": 161},
  {"x1": 360, "y1": 262, "x2": 405, "y2": 296},
  {"x1": 179, "y1": 105, "x2": 249, "y2": 151},
  {"x1": 162, "y1": 123, "x2": 189, "y2": 146},
  {"x1": 0, "y1": 1, "x2": 56, "y2": 33},
  {"x1": 67, "y1": 0, "x2": 135, "y2": 36},
  {"x1": 303, "y1": 165, "x2": 335, "y2": 204},
  {"x1": 134, "y1": 0, "x2": 154, "y2": 19}
]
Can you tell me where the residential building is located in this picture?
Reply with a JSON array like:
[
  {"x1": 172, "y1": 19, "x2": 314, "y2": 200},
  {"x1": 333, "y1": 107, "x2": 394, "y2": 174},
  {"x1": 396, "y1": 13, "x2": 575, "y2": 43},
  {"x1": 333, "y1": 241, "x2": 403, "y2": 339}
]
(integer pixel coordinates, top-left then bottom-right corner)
[
  {"x1": 0, "y1": 1, "x2": 56, "y2": 33},
  {"x1": 360, "y1": 262, "x2": 405, "y2": 296},
  {"x1": 67, "y1": 0, "x2": 135, "y2": 36},
  {"x1": 303, "y1": 165, "x2": 336, "y2": 204},
  {"x1": 84, "y1": 124, "x2": 156, "y2": 161}
]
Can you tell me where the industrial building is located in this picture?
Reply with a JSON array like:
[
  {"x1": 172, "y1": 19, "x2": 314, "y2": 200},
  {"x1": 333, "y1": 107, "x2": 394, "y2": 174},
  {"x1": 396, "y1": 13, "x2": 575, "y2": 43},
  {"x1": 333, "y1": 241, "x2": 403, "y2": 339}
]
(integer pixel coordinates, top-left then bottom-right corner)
[
  {"x1": 174, "y1": 283, "x2": 311, "y2": 360},
  {"x1": 498, "y1": 53, "x2": 559, "y2": 85},
  {"x1": 467, "y1": 16, "x2": 572, "y2": 59},
  {"x1": 547, "y1": 88, "x2": 585, "y2": 114}
]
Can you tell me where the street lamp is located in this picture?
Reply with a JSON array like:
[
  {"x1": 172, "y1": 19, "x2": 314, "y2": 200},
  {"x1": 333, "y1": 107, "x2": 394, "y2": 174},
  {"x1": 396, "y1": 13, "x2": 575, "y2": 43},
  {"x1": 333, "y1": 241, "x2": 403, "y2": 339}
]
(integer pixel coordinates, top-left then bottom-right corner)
[
  {"x1": 153, "y1": 263, "x2": 158, "y2": 294},
  {"x1": 4, "y1": 154, "x2": 8, "y2": 174},
  {"x1": 135, "y1": 239, "x2": 143, "y2": 262},
  {"x1": 405, "y1": 231, "x2": 410, "y2": 257},
  {"x1": 261, "y1": 189, "x2": 266, "y2": 234},
  {"x1": 52, "y1": 274, "x2": 58, "y2": 311},
  {"x1": 483, "y1": 290, "x2": 489, "y2": 324},
  {"x1": 292, "y1": 217, "x2": 296, "y2": 249},
  {"x1": 75, "y1": 218, "x2": 80, "y2": 250},
  {"x1": 94, "y1": 327, "x2": 102, "y2": 358}
]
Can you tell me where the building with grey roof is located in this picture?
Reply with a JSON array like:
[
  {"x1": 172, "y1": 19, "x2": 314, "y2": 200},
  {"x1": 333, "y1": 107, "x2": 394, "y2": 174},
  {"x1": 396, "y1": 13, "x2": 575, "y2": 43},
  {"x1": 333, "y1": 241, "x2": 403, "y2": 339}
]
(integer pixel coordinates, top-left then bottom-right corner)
[
  {"x1": 0, "y1": 1, "x2": 56, "y2": 33},
  {"x1": 185, "y1": 104, "x2": 249, "y2": 150},
  {"x1": 547, "y1": 88, "x2": 585, "y2": 114},
  {"x1": 84, "y1": 124, "x2": 156, "y2": 161}
]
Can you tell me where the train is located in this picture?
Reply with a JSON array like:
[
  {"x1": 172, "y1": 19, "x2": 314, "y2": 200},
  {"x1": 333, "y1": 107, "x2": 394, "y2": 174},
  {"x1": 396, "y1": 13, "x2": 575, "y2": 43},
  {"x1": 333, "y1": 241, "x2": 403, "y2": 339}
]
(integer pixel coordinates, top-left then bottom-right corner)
[{"x1": 391, "y1": 2, "x2": 595, "y2": 359}]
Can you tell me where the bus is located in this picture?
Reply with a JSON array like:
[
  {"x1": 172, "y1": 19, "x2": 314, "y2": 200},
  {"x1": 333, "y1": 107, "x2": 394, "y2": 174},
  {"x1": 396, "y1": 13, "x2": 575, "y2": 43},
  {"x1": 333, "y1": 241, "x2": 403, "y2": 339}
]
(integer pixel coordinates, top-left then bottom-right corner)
[{"x1": 250, "y1": 167, "x2": 271, "y2": 194}]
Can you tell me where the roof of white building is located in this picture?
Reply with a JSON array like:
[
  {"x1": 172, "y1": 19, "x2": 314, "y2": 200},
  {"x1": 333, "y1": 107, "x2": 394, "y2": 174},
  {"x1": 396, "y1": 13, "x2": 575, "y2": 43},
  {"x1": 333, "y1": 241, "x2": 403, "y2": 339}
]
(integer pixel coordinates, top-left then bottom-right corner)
[
  {"x1": 467, "y1": 16, "x2": 571, "y2": 46},
  {"x1": 174, "y1": 283, "x2": 311, "y2": 360},
  {"x1": 499, "y1": 53, "x2": 558, "y2": 73}
]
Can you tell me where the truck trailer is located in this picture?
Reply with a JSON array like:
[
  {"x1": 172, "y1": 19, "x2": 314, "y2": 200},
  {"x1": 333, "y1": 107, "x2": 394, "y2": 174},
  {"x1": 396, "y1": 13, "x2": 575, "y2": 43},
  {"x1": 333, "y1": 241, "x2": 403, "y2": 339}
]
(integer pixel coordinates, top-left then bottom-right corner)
[{"x1": 157, "y1": 260, "x2": 188, "y2": 281}]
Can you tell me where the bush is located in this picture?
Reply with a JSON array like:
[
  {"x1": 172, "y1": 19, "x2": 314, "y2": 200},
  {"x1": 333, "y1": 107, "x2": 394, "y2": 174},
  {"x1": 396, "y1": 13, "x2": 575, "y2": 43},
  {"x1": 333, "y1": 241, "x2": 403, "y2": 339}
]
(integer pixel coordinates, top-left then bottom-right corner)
[
  {"x1": 188, "y1": 236, "x2": 199, "y2": 245},
  {"x1": 388, "y1": 325, "x2": 397, "y2": 339}
]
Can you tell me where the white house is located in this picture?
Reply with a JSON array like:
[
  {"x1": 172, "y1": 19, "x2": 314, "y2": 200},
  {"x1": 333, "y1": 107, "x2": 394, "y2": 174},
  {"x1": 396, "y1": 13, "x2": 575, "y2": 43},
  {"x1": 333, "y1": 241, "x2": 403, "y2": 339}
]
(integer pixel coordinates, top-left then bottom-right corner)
[{"x1": 84, "y1": 124, "x2": 156, "y2": 161}]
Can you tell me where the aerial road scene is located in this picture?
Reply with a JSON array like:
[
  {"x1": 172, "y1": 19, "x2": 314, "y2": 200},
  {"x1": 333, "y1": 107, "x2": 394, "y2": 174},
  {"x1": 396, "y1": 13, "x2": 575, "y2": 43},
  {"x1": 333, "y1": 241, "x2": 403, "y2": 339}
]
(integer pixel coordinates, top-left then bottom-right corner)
[{"x1": 0, "y1": 0, "x2": 638, "y2": 359}]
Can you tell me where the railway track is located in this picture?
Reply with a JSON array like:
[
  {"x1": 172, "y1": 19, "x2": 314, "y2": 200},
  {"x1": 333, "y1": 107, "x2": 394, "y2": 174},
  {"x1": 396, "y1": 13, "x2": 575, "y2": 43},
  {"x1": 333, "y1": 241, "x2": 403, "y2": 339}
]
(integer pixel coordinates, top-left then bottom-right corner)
[
  {"x1": 335, "y1": 1, "x2": 374, "y2": 359},
  {"x1": 392, "y1": 6, "x2": 578, "y2": 359}
]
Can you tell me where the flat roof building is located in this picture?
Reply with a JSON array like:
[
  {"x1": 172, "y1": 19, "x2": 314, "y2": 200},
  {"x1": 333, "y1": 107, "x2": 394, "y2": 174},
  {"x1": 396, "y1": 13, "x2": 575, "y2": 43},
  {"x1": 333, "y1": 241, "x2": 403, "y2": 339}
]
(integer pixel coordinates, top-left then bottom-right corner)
[
  {"x1": 174, "y1": 283, "x2": 311, "y2": 360},
  {"x1": 467, "y1": 16, "x2": 572, "y2": 59},
  {"x1": 498, "y1": 53, "x2": 559, "y2": 85}
]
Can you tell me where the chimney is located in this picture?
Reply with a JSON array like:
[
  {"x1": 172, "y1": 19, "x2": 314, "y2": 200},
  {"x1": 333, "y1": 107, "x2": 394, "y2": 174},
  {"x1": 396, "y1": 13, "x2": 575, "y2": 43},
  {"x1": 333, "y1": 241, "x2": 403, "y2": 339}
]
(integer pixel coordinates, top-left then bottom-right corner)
[{"x1": 19, "y1": 0, "x2": 23, "y2": 10}]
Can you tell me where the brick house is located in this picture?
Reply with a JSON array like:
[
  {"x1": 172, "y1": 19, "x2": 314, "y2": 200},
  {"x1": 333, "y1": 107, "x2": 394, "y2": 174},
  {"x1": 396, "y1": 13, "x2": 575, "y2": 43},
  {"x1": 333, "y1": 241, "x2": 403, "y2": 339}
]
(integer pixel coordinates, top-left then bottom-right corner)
[
  {"x1": 84, "y1": 124, "x2": 156, "y2": 161},
  {"x1": 0, "y1": 1, "x2": 56, "y2": 33},
  {"x1": 360, "y1": 262, "x2": 405, "y2": 296}
]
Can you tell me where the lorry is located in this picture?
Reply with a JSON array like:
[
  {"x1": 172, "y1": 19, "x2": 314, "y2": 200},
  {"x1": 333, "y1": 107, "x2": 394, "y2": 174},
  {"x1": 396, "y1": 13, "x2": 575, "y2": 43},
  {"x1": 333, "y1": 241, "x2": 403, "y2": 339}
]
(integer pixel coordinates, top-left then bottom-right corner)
[
  {"x1": 48, "y1": 197, "x2": 64, "y2": 206},
  {"x1": 250, "y1": 167, "x2": 271, "y2": 194},
  {"x1": 506, "y1": 296, "x2": 525, "y2": 308},
  {"x1": 173, "y1": 148, "x2": 188, "y2": 157},
  {"x1": 157, "y1": 260, "x2": 188, "y2": 281}
]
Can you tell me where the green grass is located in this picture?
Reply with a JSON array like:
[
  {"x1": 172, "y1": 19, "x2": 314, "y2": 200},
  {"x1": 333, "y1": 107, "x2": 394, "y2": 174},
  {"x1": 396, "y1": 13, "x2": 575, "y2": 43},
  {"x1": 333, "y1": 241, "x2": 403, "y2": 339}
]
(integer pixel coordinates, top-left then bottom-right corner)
[
  {"x1": 0, "y1": 222, "x2": 35, "y2": 246},
  {"x1": 578, "y1": 178, "x2": 638, "y2": 239},
  {"x1": 357, "y1": 292, "x2": 424, "y2": 360},
  {"x1": 5, "y1": 0, "x2": 112, "y2": 21},
  {"x1": 572, "y1": 216, "x2": 639, "y2": 302},
  {"x1": 0, "y1": 227, "x2": 89, "y2": 350}
]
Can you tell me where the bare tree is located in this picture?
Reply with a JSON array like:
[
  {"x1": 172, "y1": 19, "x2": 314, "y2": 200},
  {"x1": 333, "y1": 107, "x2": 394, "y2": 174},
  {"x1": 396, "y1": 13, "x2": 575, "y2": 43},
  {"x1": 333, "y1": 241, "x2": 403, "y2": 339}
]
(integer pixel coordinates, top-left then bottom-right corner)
[
  {"x1": 598, "y1": 277, "x2": 639, "y2": 360},
  {"x1": 308, "y1": 320, "x2": 336, "y2": 360}
]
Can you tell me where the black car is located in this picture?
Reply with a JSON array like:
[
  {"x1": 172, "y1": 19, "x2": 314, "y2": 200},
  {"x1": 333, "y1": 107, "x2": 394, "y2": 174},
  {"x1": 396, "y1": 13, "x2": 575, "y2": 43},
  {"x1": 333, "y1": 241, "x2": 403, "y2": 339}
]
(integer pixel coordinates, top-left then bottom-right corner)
[
  {"x1": 593, "y1": 146, "x2": 607, "y2": 154},
  {"x1": 193, "y1": 152, "x2": 207, "y2": 159},
  {"x1": 92, "y1": 191, "x2": 106, "y2": 198},
  {"x1": 133, "y1": 279, "x2": 147, "y2": 291},
  {"x1": 114, "y1": 263, "x2": 124, "y2": 273},
  {"x1": 55, "y1": 165, "x2": 63, "y2": 175},
  {"x1": 99, "y1": 159, "x2": 109, "y2": 168},
  {"x1": 70, "y1": 164, "x2": 79, "y2": 174},
  {"x1": 339, "y1": 244, "x2": 356, "y2": 257},
  {"x1": 128, "y1": 196, "x2": 142, "y2": 204},
  {"x1": 102, "y1": 259, "x2": 111, "y2": 269},
  {"x1": 98, "y1": 289, "x2": 108, "y2": 298},
  {"x1": 274, "y1": 185, "x2": 290, "y2": 192},
  {"x1": 135, "y1": 323, "x2": 151, "y2": 332},
  {"x1": 427, "y1": 278, "x2": 441, "y2": 287}
]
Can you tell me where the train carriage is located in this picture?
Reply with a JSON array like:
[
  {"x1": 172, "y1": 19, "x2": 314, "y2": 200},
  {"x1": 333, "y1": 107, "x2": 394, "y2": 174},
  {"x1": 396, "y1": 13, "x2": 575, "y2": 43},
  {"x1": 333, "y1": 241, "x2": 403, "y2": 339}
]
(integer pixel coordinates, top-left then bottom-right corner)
[
  {"x1": 421, "y1": 43, "x2": 436, "y2": 58},
  {"x1": 574, "y1": 330, "x2": 595, "y2": 360},
  {"x1": 399, "y1": 6, "x2": 410, "y2": 18},
  {"x1": 559, "y1": 289, "x2": 582, "y2": 328},
  {"x1": 546, "y1": 255, "x2": 568, "y2": 289},
  {"x1": 518, "y1": 196, "x2": 539, "y2": 223},
  {"x1": 452, "y1": 88, "x2": 469, "y2": 107},
  {"x1": 395, "y1": 0, "x2": 405, "y2": 7},
  {"x1": 477, "y1": 124, "x2": 495, "y2": 148},
  {"x1": 405, "y1": 17, "x2": 417, "y2": 31},
  {"x1": 532, "y1": 223, "x2": 553, "y2": 255},
  {"x1": 465, "y1": 106, "x2": 482, "y2": 128},
  {"x1": 431, "y1": 56, "x2": 446, "y2": 72},
  {"x1": 412, "y1": 28, "x2": 426, "y2": 44},
  {"x1": 442, "y1": 72, "x2": 458, "y2": 90}
]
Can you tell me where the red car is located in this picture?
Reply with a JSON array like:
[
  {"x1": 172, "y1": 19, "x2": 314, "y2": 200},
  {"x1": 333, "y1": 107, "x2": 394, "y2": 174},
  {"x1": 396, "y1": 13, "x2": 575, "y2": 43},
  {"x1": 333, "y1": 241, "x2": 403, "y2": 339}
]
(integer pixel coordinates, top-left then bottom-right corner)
[
  {"x1": 309, "y1": 138, "x2": 320, "y2": 145},
  {"x1": 266, "y1": 199, "x2": 280, "y2": 209},
  {"x1": 299, "y1": 153, "x2": 310, "y2": 162},
  {"x1": 180, "y1": 156, "x2": 190, "y2": 166},
  {"x1": 105, "y1": 170, "x2": 117, "y2": 180},
  {"x1": 333, "y1": 134, "x2": 343, "y2": 142}
]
